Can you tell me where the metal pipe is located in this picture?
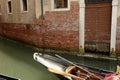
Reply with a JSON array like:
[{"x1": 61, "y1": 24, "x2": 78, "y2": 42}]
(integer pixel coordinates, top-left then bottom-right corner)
[
  {"x1": 41, "y1": 0, "x2": 44, "y2": 20},
  {"x1": 41, "y1": 0, "x2": 45, "y2": 51}
]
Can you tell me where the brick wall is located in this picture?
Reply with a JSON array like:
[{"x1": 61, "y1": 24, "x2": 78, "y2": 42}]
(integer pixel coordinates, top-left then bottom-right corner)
[
  {"x1": 0, "y1": 24, "x2": 43, "y2": 47},
  {"x1": 43, "y1": 1, "x2": 79, "y2": 51},
  {"x1": 0, "y1": 1, "x2": 79, "y2": 51}
]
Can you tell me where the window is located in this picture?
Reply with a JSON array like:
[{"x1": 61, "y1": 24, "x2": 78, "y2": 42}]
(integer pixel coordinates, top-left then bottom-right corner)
[
  {"x1": 51, "y1": 0, "x2": 70, "y2": 11},
  {"x1": 7, "y1": 0, "x2": 12, "y2": 13},
  {"x1": 54, "y1": 0, "x2": 68, "y2": 8},
  {"x1": 21, "y1": 0, "x2": 28, "y2": 12}
]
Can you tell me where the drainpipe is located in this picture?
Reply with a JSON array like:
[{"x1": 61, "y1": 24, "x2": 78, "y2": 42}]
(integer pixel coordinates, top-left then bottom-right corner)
[
  {"x1": 41, "y1": 0, "x2": 45, "y2": 51},
  {"x1": 41, "y1": 0, "x2": 44, "y2": 20}
]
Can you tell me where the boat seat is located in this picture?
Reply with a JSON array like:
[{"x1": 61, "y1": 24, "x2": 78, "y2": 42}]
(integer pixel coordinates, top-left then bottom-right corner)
[
  {"x1": 65, "y1": 66, "x2": 76, "y2": 73},
  {"x1": 116, "y1": 65, "x2": 120, "y2": 74}
]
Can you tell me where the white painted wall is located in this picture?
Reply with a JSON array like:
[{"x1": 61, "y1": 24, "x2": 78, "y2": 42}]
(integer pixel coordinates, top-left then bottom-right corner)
[
  {"x1": 79, "y1": 0, "x2": 85, "y2": 52},
  {"x1": 118, "y1": 0, "x2": 120, "y2": 17},
  {"x1": 35, "y1": 0, "x2": 41, "y2": 19},
  {"x1": 110, "y1": 0, "x2": 119, "y2": 55}
]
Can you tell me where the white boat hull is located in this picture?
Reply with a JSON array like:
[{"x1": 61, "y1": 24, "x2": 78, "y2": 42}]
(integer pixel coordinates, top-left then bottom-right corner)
[{"x1": 33, "y1": 53, "x2": 72, "y2": 80}]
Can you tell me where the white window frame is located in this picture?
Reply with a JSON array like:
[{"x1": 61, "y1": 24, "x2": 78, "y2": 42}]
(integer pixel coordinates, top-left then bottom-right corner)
[
  {"x1": 51, "y1": 0, "x2": 70, "y2": 11},
  {"x1": 7, "y1": 0, "x2": 12, "y2": 14},
  {"x1": 20, "y1": 0, "x2": 29, "y2": 13}
]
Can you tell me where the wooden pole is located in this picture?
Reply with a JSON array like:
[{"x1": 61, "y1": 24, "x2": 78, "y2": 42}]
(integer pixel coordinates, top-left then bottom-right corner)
[
  {"x1": 48, "y1": 68, "x2": 85, "y2": 80},
  {"x1": 55, "y1": 54, "x2": 102, "y2": 80}
]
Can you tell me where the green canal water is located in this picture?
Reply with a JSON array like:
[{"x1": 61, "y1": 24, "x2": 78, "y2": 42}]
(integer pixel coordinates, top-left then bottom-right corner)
[
  {"x1": 0, "y1": 38, "x2": 61, "y2": 80},
  {"x1": 0, "y1": 37, "x2": 120, "y2": 80},
  {"x1": 58, "y1": 53, "x2": 120, "y2": 72}
]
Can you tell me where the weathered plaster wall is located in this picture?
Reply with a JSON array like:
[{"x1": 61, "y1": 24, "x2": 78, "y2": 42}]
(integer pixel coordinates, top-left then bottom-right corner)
[
  {"x1": 0, "y1": 1, "x2": 79, "y2": 51},
  {"x1": 0, "y1": 0, "x2": 35, "y2": 24},
  {"x1": 35, "y1": 0, "x2": 42, "y2": 19}
]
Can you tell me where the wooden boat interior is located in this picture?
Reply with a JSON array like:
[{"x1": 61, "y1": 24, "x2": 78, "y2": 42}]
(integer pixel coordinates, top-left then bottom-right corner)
[{"x1": 65, "y1": 66, "x2": 104, "y2": 80}]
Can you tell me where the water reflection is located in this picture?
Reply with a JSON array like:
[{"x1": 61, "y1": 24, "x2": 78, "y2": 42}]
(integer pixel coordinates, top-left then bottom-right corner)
[{"x1": 59, "y1": 53, "x2": 120, "y2": 72}]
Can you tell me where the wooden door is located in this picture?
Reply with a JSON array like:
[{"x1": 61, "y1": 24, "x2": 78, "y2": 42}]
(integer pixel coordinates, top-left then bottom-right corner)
[{"x1": 85, "y1": 1, "x2": 112, "y2": 53}]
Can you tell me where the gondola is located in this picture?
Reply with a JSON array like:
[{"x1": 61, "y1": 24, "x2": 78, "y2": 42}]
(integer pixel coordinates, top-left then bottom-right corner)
[
  {"x1": 0, "y1": 74, "x2": 20, "y2": 80},
  {"x1": 33, "y1": 52, "x2": 115, "y2": 80}
]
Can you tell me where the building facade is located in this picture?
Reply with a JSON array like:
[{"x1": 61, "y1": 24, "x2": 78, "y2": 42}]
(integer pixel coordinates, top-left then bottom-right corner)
[{"x1": 0, "y1": 0, "x2": 120, "y2": 57}]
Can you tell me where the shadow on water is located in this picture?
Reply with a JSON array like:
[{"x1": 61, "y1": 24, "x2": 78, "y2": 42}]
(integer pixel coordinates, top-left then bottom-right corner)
[
  {"x1": 0, "y1": 38, "x2": 62, "y2": 80},
  {"x1": 57, "y1": 53, "x2": 120, "y2": 72}
]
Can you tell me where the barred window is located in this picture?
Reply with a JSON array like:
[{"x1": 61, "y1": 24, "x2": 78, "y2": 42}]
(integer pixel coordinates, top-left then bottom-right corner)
[
  {"x1": 85, "y1": 0, "x2": 112, "y2": 4},
  {"x1": 54, "y1": 0, "x2": 68, "y2": 9}
]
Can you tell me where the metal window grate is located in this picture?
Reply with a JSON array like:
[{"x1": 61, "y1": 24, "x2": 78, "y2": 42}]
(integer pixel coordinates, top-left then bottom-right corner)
[{"x1": 85, "y1": 0, "x2": 112, "y2": 4}]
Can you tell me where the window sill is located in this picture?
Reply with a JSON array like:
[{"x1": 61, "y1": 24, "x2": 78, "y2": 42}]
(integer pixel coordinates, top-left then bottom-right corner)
[
  {"x1": 21, "y1": 11, "x2": 28, "y2": 14},
  {"x1": 51, "y1": 8, "x2": 70, "y2": 11},
  {"x1": 8, "y1": 13, "x2": 12, "y2": 14}
]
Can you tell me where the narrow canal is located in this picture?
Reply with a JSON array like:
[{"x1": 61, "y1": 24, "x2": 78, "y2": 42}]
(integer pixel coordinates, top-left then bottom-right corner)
[
  {"x1": 0, "y1": 38, "x2": 61, "y2": 80},
  {"x1": 0, "y1": 37, "x2": 120, "y2": 80}
]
